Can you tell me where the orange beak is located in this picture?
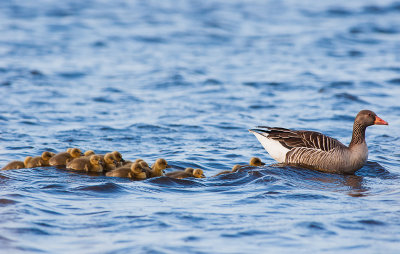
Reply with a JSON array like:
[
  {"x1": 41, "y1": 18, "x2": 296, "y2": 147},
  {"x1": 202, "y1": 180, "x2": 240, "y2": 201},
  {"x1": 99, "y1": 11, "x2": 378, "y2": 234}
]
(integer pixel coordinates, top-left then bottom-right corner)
[{"x1": 374, "y1": 116, "x2": 388, "y2": 125}]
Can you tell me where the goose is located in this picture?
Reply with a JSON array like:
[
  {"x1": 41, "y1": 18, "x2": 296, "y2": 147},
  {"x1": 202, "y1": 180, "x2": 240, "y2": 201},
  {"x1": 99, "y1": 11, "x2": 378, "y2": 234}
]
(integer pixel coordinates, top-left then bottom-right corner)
[
  {"x1": 26, "y1": 151, "x2": 54, "y2": 168},
  {"x1": 249, "y1": 157, "x2": 265, "y2": 167},
  {"x1": 106, "y1": 162, "x2": 146, "y2": 180},
  {"x1": 213, "y1": 164, "x2": 241, "y2": 177},
  {"x1": 49, "y1": 148, "x2": 83, "y2": 166},
  {"x1": 1, "y1": 156, "x2": 32, "y2": 170},
  {"x1": 213, "y1": 157, "x2": 264, "y2": 177},
  {"x1": 145, "y1": 158, "x2": 168, "y2": 178},
  {"x1": 249, "y1": 110, "x2": 388, "y2": 174},
  {"x1": 101, "y1": 153, "x2": 117, "y2": 172},
  {"x1": 66, "y1": 155, "x2": 103, "y2": 172},
  {"x1": 83, "y1": 150, "x2": 95, "y2": 157},
  {"x1": 111, "y1": 151, "x2": 125, "y2": 167},
  {"x1": 166, "y1": 168, "x2": 206, "y2": 179}
]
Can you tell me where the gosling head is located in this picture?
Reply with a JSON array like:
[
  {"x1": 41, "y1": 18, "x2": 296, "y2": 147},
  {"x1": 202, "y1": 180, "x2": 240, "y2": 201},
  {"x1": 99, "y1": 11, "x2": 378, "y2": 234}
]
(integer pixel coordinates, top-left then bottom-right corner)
[
  {"x1": 41, "y1": 151, "x2": 54, "y2": 161},
  {"x1": 193, "y1": 169, "x2": 206, "y2": 178},
  {"x1": 69, "y1": 148, "x2": 83, "y2": 158},
  {"x1": 104, "y1": 153, "x2": 116, "y2": 165},
  {"x1": 84, "y1": 150, "x2": 95, "y2": 157},
  {"x1": 249, "y1": 157, "x2": 265, "y2": 167},
  {"x1": 131, "y1": 162, "x2": 145, "y2": 174},
  {"x1": 154, "y1": 158, "x2": 169, "y2": 170},
  {"x1": 89, "y1": 155, "x2": 102, "y2": 166},
  {"x1": 112, "y1": 151, "x2": 124, "y2": 162}
]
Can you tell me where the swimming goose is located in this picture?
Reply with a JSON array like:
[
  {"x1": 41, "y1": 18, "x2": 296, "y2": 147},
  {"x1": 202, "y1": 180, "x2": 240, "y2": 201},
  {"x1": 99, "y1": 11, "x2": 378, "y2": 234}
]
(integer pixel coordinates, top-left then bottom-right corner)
[
  {"x1": 146, "y1": 158, "x2": 168, "y2": 178},
  {"x1": 213, "y1": 157, "x2": 264, "y2": 177},
  {"x1": 84, "y1": 150, "x2": 95, "y2": 157},
  {"x1": 102, "y1": 153, "x2": 117, "y2": 172},
  {"x1": 111, "y1": 151, "x2": 125, "y2": 167},
  {"x1": 213, "y1": 164, "x2": 241, "y2": 177},
  {"x1": 249, "y1": 110, "x2": 388, "y2": 174},
  {"x1": 66, "y1": 155, "x2": 103, "y2": 172},
  {"x1": 26, "y1": 151, "x2": 54, "y2": 168},
  {"x1": 166, "y1": 168, "x2": 205, "y2": 179},
  {"x1": 49, "y1": 148, "x2": 83, "y2": 166},
  {"x1": 1, "y1": 156, "x2": 32, "y2": 170},
  {"x1": 249, "y1": 157, "x2": 265, "y2": 167},
  {"x1": 106, "y1": 162, "x2": 146, "y2": 180}
]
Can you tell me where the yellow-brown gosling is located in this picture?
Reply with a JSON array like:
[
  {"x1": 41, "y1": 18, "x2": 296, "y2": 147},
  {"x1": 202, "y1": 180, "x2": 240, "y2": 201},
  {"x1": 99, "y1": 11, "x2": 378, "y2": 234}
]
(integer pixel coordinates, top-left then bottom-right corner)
[
  {"x1": 49, "y1": 148, "x2": 83, "y2": 166},
  {"x1": 1, "y1": 156, "x2": 32, "y2": 170},
  {"x1": 84, "y1": 150, "x2": 95, "y2": 157},
  {"x1": 130, "y1": 163, "x2": 147, "y2": 180},
  {"x1": 106, "y1": 162, "x2": 146, "y2": 180},
  {"x1": 152, "y1": 158, "x2": 169, "y2": 170},
  {"x1": 144, "y1": 159, "x2": 167, "y2": 178},
  {"x1": 166, "y1": 167, "x2": 205, "y2": 179},
  {"x1": 249, "y1": 157, "x2": 265, "y2": 167},
  {"x1": 102, "y1": 153, "x2": 117, "y2": 172},
  {"x1": 66, "y1": 155, "x2": 103, "y2": 172},
  {"x1": 165, "y1": 167, "x2": 193, "y2": 178},
  {"x1": 213, "y1": 164, "x2": 241, "y2": 177},
  {"x1": 26, "y1": 151, "x2": 55, "y2": 168},
  {"x1": 111, "y1": 151, "x2": 124, "y2": 167},
  {"x1": 192, "y1": 168, "x2": 206, "y2": 178}
]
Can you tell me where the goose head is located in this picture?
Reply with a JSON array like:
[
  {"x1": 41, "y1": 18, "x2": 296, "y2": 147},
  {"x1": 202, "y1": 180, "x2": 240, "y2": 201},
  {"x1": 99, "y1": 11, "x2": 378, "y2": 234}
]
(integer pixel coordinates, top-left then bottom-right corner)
[
  {"x1": 193, "y1": 168, "x2": 206, "y2": 178},
  {"x1": 84, "y1": 150, "x2": 95, "y2": 157},
  {"x1": 90, "y1": 155, "x2": 102, "y2": 166},
  {"x1": 112, "y1": 151, "x2": 124, "y2": 163},
  {"x1": 154, "y1": 158, "x2": 169, "y2": 171},
  {"x1": 69, "y1": 148, "x2": 83, "y2": 158},
  {"x1": 356, "y1": 110, "x2": 388, "y2": 127},
  {"x1": 249, "y1": 157, "x2": 265, "y2": 166},
  {"x1": 104, "y1": 153, "x2": 116, "y2": 165},
  {"x1": 41, "y1": 151, "x2": 54, "y2": 161}
]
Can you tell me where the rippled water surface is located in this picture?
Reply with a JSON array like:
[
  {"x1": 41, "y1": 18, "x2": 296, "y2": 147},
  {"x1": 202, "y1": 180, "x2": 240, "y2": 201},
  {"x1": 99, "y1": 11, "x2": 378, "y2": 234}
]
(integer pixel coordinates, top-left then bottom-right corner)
[{"x1": 1, "y1": 0, "x2": 400, "y2": 253}]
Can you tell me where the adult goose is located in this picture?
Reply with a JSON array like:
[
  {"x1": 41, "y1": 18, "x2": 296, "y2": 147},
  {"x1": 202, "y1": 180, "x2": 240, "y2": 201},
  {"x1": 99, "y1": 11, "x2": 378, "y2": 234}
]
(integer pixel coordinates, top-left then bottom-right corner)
[{"x1": 249, "y1": 110, "x2": 388, "y2": 174}]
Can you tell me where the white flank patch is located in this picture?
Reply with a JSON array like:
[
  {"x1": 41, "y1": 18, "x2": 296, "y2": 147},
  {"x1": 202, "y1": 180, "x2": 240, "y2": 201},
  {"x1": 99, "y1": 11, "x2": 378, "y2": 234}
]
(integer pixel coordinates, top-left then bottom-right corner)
[{"x1": 251, "y1": 131, "x2": 290, "y2": 163}]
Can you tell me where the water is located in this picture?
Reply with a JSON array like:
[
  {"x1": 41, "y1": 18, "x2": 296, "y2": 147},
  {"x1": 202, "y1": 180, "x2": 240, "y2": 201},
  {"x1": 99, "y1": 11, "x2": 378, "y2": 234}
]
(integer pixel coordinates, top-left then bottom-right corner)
[{"x1": 1, "y1": 0, "x2": 400, "y2": 253}]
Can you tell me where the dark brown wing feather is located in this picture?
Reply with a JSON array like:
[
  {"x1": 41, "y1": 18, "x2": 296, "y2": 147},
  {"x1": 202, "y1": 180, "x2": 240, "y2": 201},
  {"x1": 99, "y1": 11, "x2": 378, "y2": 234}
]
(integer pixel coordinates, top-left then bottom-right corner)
[{"x1": 256, "y1": 126, "x2": 347, "y2": 151}]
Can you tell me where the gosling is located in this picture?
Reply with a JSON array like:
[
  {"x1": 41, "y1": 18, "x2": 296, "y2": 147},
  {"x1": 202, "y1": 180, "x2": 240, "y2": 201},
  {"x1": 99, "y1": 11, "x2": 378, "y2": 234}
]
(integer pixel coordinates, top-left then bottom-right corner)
[
  {"x1": 26, "y1": 151, "x2": 55, "y2": 168},
  {"x1": 213, "y1": 164, "x2": 241, "y2": 177},
  {"x1": 111, "y1": 151, "x2": 125, "y2": 167},
  {"x1": 166, "y1": 168, "x2": 205, "y2": 179},
  {"x1": 102, "y1": 153, "x2": 117, "y2": 172},
  {"x1": 145, "y1": 158, "x2": 168, "y2": 178},
  {"x1": 1, "y1": 156, "x2": 32, "y2": 170},
  {"x1": 83, "y1": 150, "x2": 95, "y2": 157},
  {"x1": 106, "y1": 162, "x2": 146, "y2": 180},
  {"x1": 66, "y1": 155, "x2": 103, "y2": 172},
  {"x1": 249, "y1": 157, "x2": 265, "y2": 167},
  {"x1": 49, "y1": 148, "x2": 83, "y2": 166}
]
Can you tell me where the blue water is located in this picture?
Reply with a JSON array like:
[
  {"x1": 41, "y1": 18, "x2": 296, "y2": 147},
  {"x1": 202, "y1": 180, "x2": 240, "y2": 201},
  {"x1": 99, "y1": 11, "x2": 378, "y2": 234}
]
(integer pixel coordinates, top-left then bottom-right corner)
[{"x1": 1, "y1": 0, "x2": 400, "y2": 253}]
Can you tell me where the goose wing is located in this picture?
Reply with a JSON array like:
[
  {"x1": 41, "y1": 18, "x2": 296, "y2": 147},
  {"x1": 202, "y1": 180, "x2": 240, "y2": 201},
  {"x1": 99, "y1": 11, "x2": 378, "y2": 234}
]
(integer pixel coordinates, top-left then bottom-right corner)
[{"x1": 254, "y1": 126, "x2": 347, "y2": 151}]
